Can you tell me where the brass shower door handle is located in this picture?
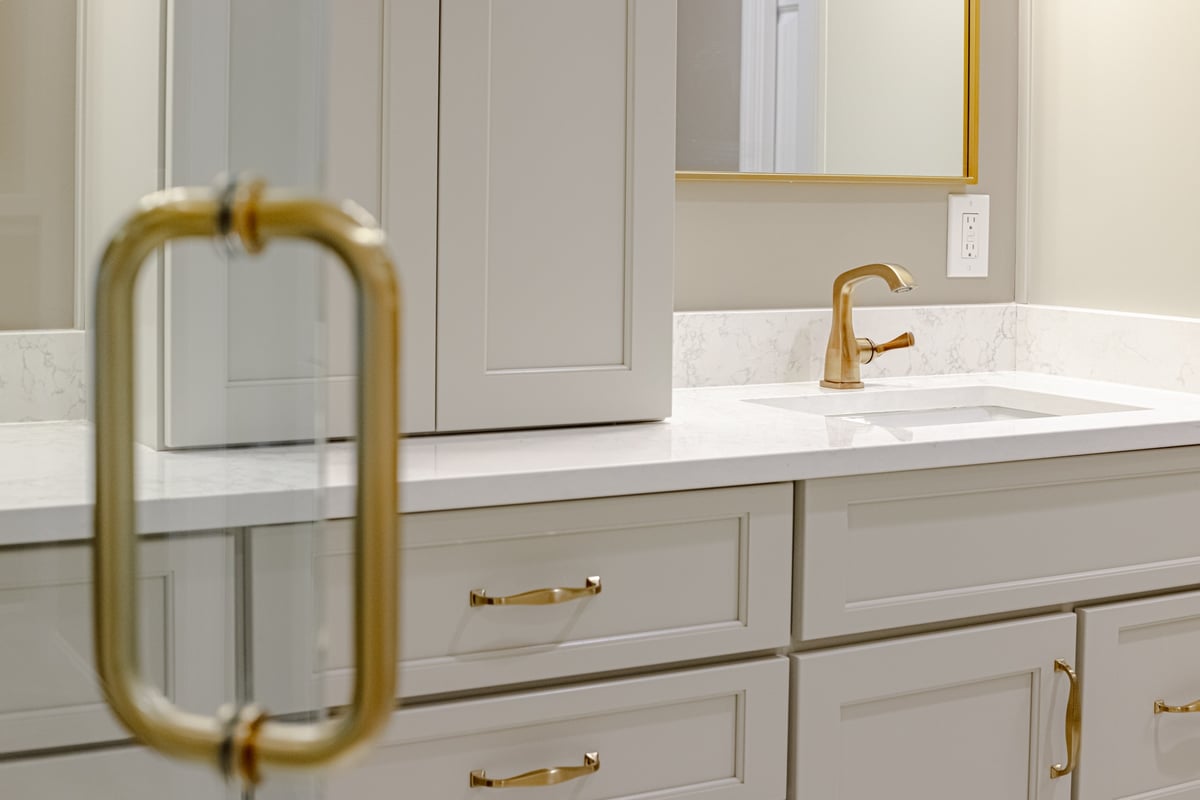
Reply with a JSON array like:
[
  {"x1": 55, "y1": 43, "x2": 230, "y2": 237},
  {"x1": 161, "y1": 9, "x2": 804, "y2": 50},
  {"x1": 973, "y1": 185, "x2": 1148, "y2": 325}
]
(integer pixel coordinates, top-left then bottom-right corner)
[
  {"x1": 470, "y1": 753, "x2": 600, "y2": 788},
  {"x1": 93, "y1": 179, "x2": 400, "y2": 785},
  {"x1": 1050, "y1": 659, "x2": 1081, "y2": 779}
]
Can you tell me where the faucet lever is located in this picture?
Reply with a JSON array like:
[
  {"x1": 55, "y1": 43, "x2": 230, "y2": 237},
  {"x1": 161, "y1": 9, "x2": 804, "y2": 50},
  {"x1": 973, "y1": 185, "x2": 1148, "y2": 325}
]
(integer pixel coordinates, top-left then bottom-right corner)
[{"x1": 872, "y1": 332, "x2": 915, "y2": 357}]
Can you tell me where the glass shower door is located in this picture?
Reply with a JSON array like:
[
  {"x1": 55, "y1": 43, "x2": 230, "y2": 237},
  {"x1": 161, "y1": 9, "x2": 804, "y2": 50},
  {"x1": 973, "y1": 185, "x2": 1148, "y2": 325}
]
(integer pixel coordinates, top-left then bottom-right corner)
[{"x1": 0, "y1": 2, "x2": 397, "y2": 797}]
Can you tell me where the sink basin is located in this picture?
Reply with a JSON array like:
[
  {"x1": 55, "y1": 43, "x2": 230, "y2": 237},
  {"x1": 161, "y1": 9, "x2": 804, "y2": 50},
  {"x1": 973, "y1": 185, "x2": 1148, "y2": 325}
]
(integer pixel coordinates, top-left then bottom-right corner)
[{"x1": 746, "y1": 385, "x2": 1143, "y2": 429}]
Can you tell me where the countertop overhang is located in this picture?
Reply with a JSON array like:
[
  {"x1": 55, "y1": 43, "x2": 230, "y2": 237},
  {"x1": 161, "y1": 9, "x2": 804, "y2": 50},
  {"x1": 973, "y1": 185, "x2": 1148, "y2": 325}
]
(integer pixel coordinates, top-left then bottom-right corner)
[{"x1": 6, "y1": 372, "x2": 1200, "y2": 545}]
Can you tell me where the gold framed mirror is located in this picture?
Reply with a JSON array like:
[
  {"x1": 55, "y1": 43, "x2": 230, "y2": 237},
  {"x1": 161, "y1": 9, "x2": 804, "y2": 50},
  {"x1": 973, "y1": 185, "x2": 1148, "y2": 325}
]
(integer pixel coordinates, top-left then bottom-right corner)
[{"x1": 676, "y1": 0, "x2": 979, "y2": 183}]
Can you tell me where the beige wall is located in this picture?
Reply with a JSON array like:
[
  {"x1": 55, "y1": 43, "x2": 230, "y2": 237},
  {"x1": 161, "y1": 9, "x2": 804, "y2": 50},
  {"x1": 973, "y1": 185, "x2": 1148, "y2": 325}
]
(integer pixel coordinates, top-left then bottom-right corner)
[
  {"x1": 1026, "y1": 1, "x2": 1200, "y2": 318},
  {"x1": 674, "y1": 0, "x2": 1018, "y2": 311}
]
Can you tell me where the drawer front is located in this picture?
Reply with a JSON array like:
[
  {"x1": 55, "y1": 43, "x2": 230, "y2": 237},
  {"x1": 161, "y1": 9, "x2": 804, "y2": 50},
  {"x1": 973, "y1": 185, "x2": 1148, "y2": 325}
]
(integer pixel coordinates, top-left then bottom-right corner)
[
  {"x1": 252, "y1": 484, "x2": 792, "y2": 708},
  {"x1": 798, "y1": 447, "x2": 1200, "y2": 640},
  {"x1": 263, "y1": 658, "x2": 788, "y2": 800},
  {"x1": 0, "y1": 746, "x2": 230, "y2": 800},
  {"x1": 0, "y1": 534, "x2": 233, "y2": 754},
  {"x1": 791, "y1": 615, "x2": 1076, "y2": 800},
  {"x1": 1077, "y1": 589, "x2": 1200, "y2": 799}
]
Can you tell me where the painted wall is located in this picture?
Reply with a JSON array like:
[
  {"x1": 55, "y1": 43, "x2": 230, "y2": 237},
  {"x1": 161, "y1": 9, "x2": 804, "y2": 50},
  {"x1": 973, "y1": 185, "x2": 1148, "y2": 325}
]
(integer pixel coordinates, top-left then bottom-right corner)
[
  {"x1": 674, "y1": 0, "x2": 1018, "y2": 311},
  {"x1": 1026, "y1": 1, "x2": 1200, "y2": 318}
]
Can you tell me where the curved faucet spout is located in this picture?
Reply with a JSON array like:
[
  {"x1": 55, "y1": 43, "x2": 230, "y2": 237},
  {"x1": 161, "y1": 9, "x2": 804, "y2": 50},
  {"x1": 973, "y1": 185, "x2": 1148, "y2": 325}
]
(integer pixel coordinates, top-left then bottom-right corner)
[
  {"x1": 832, "y1": 263, "x2": 916, "y2": 299},
  {"x1": 821, "y1": 263, "x2": 917, "y2": 389}
]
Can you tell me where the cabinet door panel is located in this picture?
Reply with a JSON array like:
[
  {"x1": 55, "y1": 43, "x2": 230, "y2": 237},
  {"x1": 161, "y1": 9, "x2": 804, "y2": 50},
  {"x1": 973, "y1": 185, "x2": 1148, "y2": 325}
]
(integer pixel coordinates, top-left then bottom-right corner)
[
  {"x1": 163, "y1": 0, "x2": 436, "y2": 446},
  {"x1": 436, "y1": 0, "x2": 675, "y2": 431},
  {"x1": 1078, "y1": 590, "x2": 1200, "y2": 799},
  {"x1": 0, "y1": 535, "x2": 232, "y2": 755},
  {"x1": 791, "y1": 614, "x2": 1076, "y2": 800}
]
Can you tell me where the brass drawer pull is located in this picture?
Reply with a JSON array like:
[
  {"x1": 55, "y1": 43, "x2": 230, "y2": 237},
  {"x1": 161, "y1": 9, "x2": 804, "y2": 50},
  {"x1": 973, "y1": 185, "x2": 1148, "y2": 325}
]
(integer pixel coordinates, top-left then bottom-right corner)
[
  {"x1": 470, "y1": 752, "x2": 599, "y2": 788},
  {"x1": 1050, "y1": 659, "x2": 1081, "y2": 779},
  {"x1": 93, "y1": 179, "x2": 400, "y2": 785},
  {"x1": 470, "y1": 576, "x2": 601, "y2": 607},
  {"x1": 1154, "y1": 697, "x2": 1200, "y2": 714}
]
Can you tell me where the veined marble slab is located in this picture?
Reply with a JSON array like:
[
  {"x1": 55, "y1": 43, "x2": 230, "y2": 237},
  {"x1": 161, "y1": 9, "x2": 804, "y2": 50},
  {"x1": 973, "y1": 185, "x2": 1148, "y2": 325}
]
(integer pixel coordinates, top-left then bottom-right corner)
[
  {"x1": 673, "y1": 304, "x2": 1016, "y2": 387},
  {"x1": 0, "y1": 330, "x2": 86, "y2": 422},
  {"x1": 1017, "y1": 305, "x2": 1200, "y2": 394}
]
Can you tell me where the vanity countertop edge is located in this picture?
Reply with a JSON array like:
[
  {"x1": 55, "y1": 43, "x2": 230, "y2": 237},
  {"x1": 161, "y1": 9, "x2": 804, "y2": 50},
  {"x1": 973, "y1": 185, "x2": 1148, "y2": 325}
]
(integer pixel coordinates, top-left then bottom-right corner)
[{"x1": 6, "y1": 371, "x2": 1200, "y2": 545}]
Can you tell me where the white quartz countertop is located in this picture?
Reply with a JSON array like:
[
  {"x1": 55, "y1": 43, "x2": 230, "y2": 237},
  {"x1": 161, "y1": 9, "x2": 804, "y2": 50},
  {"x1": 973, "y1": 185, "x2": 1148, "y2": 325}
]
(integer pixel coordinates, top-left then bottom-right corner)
[{"x1": 6, "y1": 372, "x2": 1200, "y2": 546}]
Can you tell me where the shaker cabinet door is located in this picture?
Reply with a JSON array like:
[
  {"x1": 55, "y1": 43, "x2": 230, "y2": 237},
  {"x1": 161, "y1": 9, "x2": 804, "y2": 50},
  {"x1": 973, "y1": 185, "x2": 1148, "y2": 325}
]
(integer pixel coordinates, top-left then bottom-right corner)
[
  {"x1": 435, "y1": 0, "x2": 676, "y2": 431},
  {"x1": 791, "y1": 614, "x2": 1077, "y2": 800},
  {"x1": 1077, "y1": 589, "x2": 1200, "y2": 799}
]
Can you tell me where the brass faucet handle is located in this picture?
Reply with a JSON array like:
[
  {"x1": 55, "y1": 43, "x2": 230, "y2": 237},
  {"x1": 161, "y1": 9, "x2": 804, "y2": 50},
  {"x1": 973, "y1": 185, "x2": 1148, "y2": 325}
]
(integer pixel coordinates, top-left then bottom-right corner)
[{"x1": 873, "y1": 332, "x2": 915, "y2": 356}]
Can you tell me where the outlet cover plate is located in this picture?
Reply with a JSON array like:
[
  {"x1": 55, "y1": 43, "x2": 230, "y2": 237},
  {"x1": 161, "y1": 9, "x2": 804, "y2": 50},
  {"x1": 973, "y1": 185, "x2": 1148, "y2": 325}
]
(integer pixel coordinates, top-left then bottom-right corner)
[{"x1": 947, "y1": 194, "x2": 990, "y2": 278}]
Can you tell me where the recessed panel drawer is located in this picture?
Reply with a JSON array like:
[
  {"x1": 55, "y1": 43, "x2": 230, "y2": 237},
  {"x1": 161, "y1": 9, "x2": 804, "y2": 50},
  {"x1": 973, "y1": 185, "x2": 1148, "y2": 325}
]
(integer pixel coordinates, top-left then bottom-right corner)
[
  {"x1": 0, "y1": 534, "x2": 233, "y2": 754},
  {"x1": 251, "y1": 484, "x2": 792, "y2": 709},
  {"x1": 263, "y1": 658, "x2": 788, "y2": 800},
  {"x1": 797, "y1": 447, "x2": 1200, "y2": 640},
  {"x1": 0, "y1": 746, "x2": 230, "y2": 800}
]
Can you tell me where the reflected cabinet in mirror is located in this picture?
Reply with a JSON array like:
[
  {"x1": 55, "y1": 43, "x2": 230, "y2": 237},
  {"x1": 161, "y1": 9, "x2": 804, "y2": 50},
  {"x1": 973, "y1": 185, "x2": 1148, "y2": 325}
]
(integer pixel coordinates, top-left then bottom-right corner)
[{"x1": 677, "y1": 0, "x2": 978, "y2": 182}]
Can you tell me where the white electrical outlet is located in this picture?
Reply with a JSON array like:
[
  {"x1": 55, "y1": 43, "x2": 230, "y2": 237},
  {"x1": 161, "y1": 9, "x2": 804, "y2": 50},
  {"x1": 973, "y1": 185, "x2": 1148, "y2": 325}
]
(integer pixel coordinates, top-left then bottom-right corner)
[{"x1": 947, "y1": 194, "x2": 990, "y2": 277}]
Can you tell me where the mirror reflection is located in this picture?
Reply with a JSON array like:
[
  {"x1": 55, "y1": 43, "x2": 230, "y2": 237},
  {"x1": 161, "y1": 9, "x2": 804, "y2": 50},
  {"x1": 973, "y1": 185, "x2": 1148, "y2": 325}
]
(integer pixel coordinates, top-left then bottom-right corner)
[{"x1": 677, "y1": 0, "x2": 973, "y2": 179}]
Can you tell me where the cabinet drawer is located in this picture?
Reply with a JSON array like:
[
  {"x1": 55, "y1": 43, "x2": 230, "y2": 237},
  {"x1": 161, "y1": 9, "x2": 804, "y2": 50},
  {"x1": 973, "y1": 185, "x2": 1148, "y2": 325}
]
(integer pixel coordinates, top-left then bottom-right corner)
[
  {"x1": 252, "y1": 484, "x2": 791, "y2": 708},
  {"x1": 0, "y1": 746, "x2": 229, "y2": 800},
  {"x1": 798, "y1": 447, "x2": 1200, "y2": 639},
  {"x1": 1077, "y1": 589, "x2": 1200, "y2": 798},
  {"x1": 791, "y1": 615, "x2": 1075, "y2": 800},
  {"x1": 0, "y1": 534, "x2": 233, "y2": 754},
  {"x1": 264, "y1": 658, "x2": 788, "y2": 800}
]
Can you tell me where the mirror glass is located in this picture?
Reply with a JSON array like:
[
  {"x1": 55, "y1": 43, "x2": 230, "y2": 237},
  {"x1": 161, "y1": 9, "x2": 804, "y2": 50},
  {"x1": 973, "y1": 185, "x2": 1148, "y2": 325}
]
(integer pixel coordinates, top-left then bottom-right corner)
[
  {"x1": 0, "y1": 0, "x2": 77, "y2": 329},
  {"x1": 676, "y1": 0, "x2": 974, "y2": 180}
]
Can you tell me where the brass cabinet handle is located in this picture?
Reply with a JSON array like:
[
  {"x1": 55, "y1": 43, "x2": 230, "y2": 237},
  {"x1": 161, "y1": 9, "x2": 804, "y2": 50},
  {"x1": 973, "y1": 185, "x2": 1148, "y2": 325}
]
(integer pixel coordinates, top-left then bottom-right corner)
[
  {"x1": 1154, "y1": 697, "x2": 1200, "y2": 714},
  {"x1": 470, "y1": 753, "x2": 599, "y2": 788},
  {"x1": 93, "y1": 179, "x2": 399, "y2": 785},
  {"x1": 1050, "y1": 659, "x2": 1081, "y2": 779},
  {"x1": 470, "y1": 576, "x2": 601, "y2": 607}
]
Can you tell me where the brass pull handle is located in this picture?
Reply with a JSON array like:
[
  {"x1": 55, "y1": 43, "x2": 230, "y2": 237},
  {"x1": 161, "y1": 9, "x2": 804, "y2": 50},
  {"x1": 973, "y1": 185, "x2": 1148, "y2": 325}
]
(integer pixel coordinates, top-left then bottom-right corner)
[
  {"x1": 1050, "y1": 659, "x2": 1081, "y2": 779},
  {"x1": 873, "y1": 331, "x2": 915, "y2": 355},
  {"x1": 1154, "y1": 698, "x2": 1200, "y2": 714},
  {"x1": 470, "y1": 753, "x2": 599, "y2": 788},
  {"x1": 93, "y1": 179, "x2": 400, "y2": 785},
  {"x1": 470, "y1": 576, "x2": 601, "y2": 607}
]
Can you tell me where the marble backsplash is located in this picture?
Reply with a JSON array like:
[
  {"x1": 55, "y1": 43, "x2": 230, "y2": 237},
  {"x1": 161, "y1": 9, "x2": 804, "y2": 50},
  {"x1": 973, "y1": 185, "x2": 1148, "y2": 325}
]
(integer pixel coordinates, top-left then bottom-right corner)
[
  {"x1": 673, "y1": 304, "x2": 1017, "y2": 387},
  {"x1": 0, "y1": 330, "x2": 87, "y2": 422},
  {"x1": 4, "y1": 305, "x2": 1199, "y2": 423},
  {"x1": 1016, "y1": 305, "x2": 1200, "y2": 394}
]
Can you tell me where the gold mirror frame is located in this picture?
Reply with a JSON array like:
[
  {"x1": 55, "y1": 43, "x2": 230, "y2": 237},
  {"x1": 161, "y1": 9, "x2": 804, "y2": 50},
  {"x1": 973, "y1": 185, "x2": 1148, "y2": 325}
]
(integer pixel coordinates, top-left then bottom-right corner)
[{"x1": 676, "y1": 0, "x2": 979, "y2": 185}]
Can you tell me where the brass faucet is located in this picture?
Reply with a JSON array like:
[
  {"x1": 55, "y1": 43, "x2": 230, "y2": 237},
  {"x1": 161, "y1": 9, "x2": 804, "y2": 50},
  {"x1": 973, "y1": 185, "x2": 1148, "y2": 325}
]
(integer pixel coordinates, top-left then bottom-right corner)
[{"x1": 820, "y1": 263, "x2": 917, "y2": 389}]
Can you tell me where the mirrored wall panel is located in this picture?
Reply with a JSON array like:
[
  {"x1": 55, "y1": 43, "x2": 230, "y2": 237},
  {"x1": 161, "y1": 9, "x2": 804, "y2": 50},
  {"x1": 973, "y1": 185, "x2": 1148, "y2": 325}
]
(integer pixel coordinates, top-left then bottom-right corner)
[
  {"x1": 0, "y1": 1, "x2": 77, "y2": 329},
  {"x1": 677, "y1": 0, "x2": 976, "y2": 181}
]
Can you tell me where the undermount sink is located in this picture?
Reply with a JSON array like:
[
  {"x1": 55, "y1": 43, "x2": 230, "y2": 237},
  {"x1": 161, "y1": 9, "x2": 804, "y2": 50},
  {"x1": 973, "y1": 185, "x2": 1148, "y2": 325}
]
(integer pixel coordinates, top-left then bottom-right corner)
[{"x1": 745, "y1": 385, "x2": 1143, "y2": 429}]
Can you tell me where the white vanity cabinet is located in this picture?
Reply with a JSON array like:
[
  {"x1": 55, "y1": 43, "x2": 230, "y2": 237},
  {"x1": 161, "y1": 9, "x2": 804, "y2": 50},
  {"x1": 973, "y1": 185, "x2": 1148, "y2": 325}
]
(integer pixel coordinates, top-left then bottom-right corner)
[
  {"x1": 108, "y1": 0, "x2": 674, "y2": 448},
  {"x1": 0, "y1": 534, "x2": 233, "y2": 755},
  {"x1": 1074, "y1": 589, "x2": 1200, "y2": 799},
  {"x1": 790, "y1": 614, "x2": 1077, "y2": 800}
]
